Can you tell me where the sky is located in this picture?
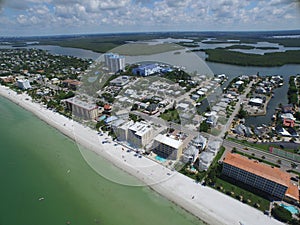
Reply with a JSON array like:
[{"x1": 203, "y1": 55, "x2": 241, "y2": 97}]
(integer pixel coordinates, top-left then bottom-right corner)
[{"x1": 0, "y1": 0, "x2": 299, "y2": 36}]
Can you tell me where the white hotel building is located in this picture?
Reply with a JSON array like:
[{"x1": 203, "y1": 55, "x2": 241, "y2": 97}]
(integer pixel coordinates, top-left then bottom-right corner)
[{"x1": 104, "y1": 53, "x2": 125, "y2": 73}]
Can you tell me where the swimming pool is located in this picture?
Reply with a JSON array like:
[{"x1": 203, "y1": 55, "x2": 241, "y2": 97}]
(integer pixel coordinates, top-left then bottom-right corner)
[
  {"x1": 280, "y1": 204, "x2": 299, "y2": 214},
  {"x1": 155, "y1": 155, "x2": 166, "y2": 162},
  {"x1": 98, "y1": 115, "x2": 106, "y2": 121},
  {"x1": 190, "y1": 166, "x2": 197, "y2": 172}
]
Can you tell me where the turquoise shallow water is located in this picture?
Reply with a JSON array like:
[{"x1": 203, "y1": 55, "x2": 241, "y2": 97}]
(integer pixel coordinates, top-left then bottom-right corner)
[{"x1": 0, "y1": 96, "x2": 205, "y2": 225}]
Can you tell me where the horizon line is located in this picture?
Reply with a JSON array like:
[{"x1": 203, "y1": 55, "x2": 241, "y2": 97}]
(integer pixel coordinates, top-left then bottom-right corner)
[{"x1": 1, "y1": 29, "x2": 300, "y2": 39}]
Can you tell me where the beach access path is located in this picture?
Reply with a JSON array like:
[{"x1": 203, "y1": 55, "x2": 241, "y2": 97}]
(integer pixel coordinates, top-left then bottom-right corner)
[{"x1": 0, "y1": 85, "x2": 283, "y2": 225}]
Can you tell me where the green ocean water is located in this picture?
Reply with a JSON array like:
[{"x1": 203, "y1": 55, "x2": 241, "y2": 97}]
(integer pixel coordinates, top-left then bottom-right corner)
[{"x1": 0, "y1": 96, "x2": 205, "y2": 225}]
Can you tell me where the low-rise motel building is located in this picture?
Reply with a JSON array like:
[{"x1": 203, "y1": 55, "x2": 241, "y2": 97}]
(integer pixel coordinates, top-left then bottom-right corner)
[
  {"x1": 62, "y1": 79, "x2": 81, "y2": 90},
  {"x1": 222, "y1": 153, "x2": 299, "y2": 204},
  {"x1": 64, "y1": 97, "x2": 98, "y2": 120}
]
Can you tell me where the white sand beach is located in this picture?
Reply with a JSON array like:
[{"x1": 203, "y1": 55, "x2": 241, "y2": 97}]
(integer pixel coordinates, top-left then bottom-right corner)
[{"x1": 0, "y1": 84, "x2": 284, "y2": 225}]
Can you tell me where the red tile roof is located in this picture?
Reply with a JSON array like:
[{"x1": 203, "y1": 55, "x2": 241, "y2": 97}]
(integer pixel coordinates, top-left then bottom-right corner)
[
  {"x1": 63, "y1": 79, "x2": 81, "y2": 86},
  {"x1": 223, "y1": 152, "x2": 290, "y2": 187},
  {"x1": 283, "y1": 118, "x2": 295, "y2": 127},
  {"x1": 285, "y1": 183, "x2": 299, "y2": 202},
  {"x1": 223, "y1": 153, "x2": 299, "y2": 201},
  {"x1": 104, "y1": 104, "x2": 111, "y2": 110}
]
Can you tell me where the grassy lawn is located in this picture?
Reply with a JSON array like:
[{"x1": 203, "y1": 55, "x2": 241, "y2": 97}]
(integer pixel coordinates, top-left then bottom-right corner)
[
  {"x1": 160, "y1": 109, "x2": 181, "y2": 123},
  {"x1": 227, "y1": 137, "x2": 298, "y2": 154},
  {"x1": 204, "y1": 147, "x2": 271, "y2": 212},
  {"x1": 179, "y1": 146, "x2": 271, "y2": 212},
  {"x1": 227, "y1": 137, "x2": 270, "y2": 151},
  {"x1": 196, "y1": 96, "x2": 206, "y2": 103},
  {"x1": 218, "y1": 116, "x2": 228, "y2": 125},
  {"x1": 212, "y1": 146, "x2": 226, "y2": 165},
  {"x1": 214, "y1": 177, "x2": 270, "y2": 212},
  {"x1": 210, "y1": 128, "x2": 221, "y2": 136}
]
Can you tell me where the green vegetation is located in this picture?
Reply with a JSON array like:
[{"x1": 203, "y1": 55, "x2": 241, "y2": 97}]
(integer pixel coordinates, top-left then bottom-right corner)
[
  {"x1": 288, "y1": 76, "x2": 298, "y2": 105},
  {"x1": 204, "y1": 146, "x2": 226, "y2": 184},
  {"x1": 163, "y1": 69, "x2": 197, "y2": 91},
  {"x1": 112, "y1": 43, "x2": 183, "y2": 56},
  {"x1": 101, "y1": 92, "x2": 115, "y2": 103},
  {"x1": 160, "y1": 108, "x2": 181, "y2": 124},
  {"x1": 237, "y1": 106, "x2": 248, "y2": 119},
  {"x1": 267, "y1": 38, "x2": 300, "y2": 47},
  {"x1": 295, "y1": 111, "x2": 300, "y2": 120},
  {"x1": 177, "y1": 42, "x2": 199, "y2": 47},
  {"x1": 203, "y1": 148, "x2": 270, "y2": 212},
  {"x1": 271, "y1": 204, "x2": 292, "y2": 223},
  {"x1": 96, "y1": 120, "x2": 105, "y2": 130},
  {"x1": 213, "y1": 177, "x2": 270, "y2": 211},
  {"x1": 164, "y1": 69, "x2": 191, "y2": 82},
  {"x1": 287, "y1": 170, "x2": 300, "y2": 176},
  {"x1": 228, "y1": 137, "x2": 298, "y2": 155},
  {"x1": 227, "y1": 77, "x2": 249, "y2": 94},
  {"x1": 227, "y1": 137, "x2": 270, "y2": 151},
  {"x1": 196, "y1": 96, "x2": 206, "y2": 103},
  {"x1": 210, "y1": 146, "x2": 226, "y2": 169},
  {"x1": 179, "y1": 164, "x2": 206, "y2": 182},
  {"x1": 39, "y1": 33, "x2": 185, "y2": 53},
  {"x1": 55, "y1": 91, "x2": 75, "y2": 100},
  {"x1": 225, "y1": 45, "x2": 255, "y2": 50},
  {"x1": 225, "y1": 45, "x2": 279, "y2": 50},
  {"x1": 201, "y1": 41, "x2": 240, "y2": 44},
  {"x1": 42, "y1": 38, "x2": 119, "y2": 53},
  {"x1": 180, "y1": 146, "x2": 226, "y2": 183},
  {"x1": 199, "y1": 121, "x2": 210, "y2": 132},
  {"x1": 129, "y1": 113, "x2": 142, "y2": 122},
  {"x1": 205, "y1": 49, "x2": 300, "y2": 66},
  {"x1": 0, "y1": 48, "x2": 90, "y2": 77}
]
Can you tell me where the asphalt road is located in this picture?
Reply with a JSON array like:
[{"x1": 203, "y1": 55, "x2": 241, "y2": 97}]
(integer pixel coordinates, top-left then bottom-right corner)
[{"x1": 223, "y1": 139, "x2": 300, "y2": 174}]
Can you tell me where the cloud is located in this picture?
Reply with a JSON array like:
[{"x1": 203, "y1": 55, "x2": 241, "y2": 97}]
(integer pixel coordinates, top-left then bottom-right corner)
[
  {"x1": 0, "y1": 0, "x2": 300, "y2": 36},
  {"x1": 165, "y1": 0, "x2": 191, "y2": 8}
]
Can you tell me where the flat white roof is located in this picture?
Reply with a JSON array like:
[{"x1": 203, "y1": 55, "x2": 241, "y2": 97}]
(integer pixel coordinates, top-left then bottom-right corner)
[
  {"x1": 197, "y1": 90, "x2": 205, "y2": 95},
  {"x1": 154, "y1": 134, "x2": 183, "y2": 149},
  {"x1": 65, "y1": 97, "x2": 97, "y2": 111},
  {"x1": 129, "y1": 121, "x2": 152, "y2": 137},
  {"x1": 249, "y1": 98, "x2": 263, "y2": 104},
  {"x1": 17, "y1": 79, "x2": 29, "y2": 83},
  {"x1": 177, "y1": 103, "x2": 189, "y2": 109},
  {"x1": 235, "y1": 80, "x2": 244, "y2": 85},
  {"x1": 281, "y1": 113, "x2": 296, "y2": 121},
  {"x1": 120, "y1": 120, "x2": 135, "y2": 130}
]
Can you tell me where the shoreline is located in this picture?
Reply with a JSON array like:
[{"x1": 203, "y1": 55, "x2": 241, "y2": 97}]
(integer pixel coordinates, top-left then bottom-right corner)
[{"x1": 0, "y1": 85, "x2": 284, "y2": 225}]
